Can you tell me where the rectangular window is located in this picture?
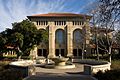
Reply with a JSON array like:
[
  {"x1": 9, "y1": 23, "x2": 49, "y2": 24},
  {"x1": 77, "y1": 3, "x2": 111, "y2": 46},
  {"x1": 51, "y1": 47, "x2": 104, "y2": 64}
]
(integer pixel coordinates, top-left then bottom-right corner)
[
  {"x1": 46, "y1": 21, "x2": 48, "y2": 25},
  {"x1": 59, "y1": 21, "x2": 61, "y2": 25},
  {"x1": 36, "y1": 21, "x2": 48, "y2": 25},
  {"x1": 39, "y1": 21, "x2": 40, "y2": 25},
  {"x1": 36, "y1": 21, "x2": 39, "y2": 25},
  {"x1": 54, "y1": 21, "x2": 66, "y2": 25},
  {"x1": 55, "y1": 21, "x2": 56, "y2": 25},
  {"x1": 73, "y1": 21, "x2": 75, "y2": 25},
  {"x1": 64, "y1": 21, "x2": 66, "y2": 25},
  {"x1": 73, "y1": 21, "x2": 84, "y2": 25},
  {"x1": 41, "y1": 21, "x2": 43, "y2": 25},
  {"x1": 81, "y1": 21, "x2": 84, "y2": 25}
]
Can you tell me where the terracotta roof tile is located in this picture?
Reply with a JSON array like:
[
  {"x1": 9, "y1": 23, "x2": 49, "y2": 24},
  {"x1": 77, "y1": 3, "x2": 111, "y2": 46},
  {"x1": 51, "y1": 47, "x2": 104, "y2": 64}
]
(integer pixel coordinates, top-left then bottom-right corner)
[{"x1": 27, "y1": 13, "x2": 92, "y2": 19}]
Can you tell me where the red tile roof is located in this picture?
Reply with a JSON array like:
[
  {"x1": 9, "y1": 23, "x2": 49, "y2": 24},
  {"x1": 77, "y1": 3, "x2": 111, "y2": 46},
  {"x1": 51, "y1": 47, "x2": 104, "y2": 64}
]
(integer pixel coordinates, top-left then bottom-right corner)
[{"x1": 27, "y1": 13, "x2": 92, "y2": 19}]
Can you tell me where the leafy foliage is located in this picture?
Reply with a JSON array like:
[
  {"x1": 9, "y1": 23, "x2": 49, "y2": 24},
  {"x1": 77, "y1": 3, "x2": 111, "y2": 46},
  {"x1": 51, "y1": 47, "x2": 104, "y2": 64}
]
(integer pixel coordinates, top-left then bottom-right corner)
[
  {"x1": 0, "y1": 35, "x2": 6, "y2": 53},
  {"x1": 10, "y1": 32, "x2": 24, "y2": 48},
  {"x1": 0, "y1": 19, "x2": 47, "y2": 57},
  {"x1": 12, "y1": 19, "x2": 39, "y2": 55},
  {"x1": 38, "y1": 29, "x2": 48, "y2": 43}
]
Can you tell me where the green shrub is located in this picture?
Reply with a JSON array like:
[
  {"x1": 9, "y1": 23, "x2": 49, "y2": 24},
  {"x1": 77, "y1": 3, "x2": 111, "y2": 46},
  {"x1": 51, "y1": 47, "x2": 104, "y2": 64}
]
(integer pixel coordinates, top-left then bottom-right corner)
[{"x1": 94, "y1": 69, "x2": 120, "y2": 80}]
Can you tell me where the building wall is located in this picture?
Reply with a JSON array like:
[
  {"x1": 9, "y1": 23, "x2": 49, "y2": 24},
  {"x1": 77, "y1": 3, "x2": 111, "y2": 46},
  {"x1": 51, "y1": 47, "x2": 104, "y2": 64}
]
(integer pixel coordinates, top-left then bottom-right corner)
[{"x1": 30, "y1": 17, "x2": 91, "y2": 58}]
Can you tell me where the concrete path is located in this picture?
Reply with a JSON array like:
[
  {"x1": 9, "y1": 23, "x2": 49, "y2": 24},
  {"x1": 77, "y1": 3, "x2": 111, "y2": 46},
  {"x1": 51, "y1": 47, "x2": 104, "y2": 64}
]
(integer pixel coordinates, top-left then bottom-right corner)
[{"x1": 24, "y1": 63, "x2": 97, "y2": 80}]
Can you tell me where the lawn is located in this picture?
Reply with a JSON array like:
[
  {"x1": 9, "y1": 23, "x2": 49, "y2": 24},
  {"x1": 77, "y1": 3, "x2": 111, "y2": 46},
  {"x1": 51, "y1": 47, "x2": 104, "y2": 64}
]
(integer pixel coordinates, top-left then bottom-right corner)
[
  {"x1": 0, "y1": 60, "x2": 23, "y2": 80},
  {"x1": 111, "y1": 60, "x2": 120, "y2": 70}
]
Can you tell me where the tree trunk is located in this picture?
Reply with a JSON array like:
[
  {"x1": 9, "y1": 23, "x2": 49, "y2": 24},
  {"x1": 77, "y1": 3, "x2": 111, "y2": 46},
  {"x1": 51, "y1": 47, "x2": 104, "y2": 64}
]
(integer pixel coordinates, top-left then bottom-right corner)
[
  {"x1": 82, "y1": 43, "x2": 85, "y2": 60},
  {"x1": 96, "y1": 34, "x2": 99, "y2": 61},
  {"x1": 108, "y1": 46, "x2": 112, "y2": 63},
  {"x1": 96, "y1": 46, "x2": 99, "y2": 60},
  {"x1": 18, "y1": 55, "x2": 22, "y2": 61}
]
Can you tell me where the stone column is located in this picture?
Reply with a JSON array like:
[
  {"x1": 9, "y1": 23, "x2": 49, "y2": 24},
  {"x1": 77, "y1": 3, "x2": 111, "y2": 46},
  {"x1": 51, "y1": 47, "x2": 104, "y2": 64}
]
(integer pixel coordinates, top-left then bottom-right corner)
[
  {"x1": 67, "y1": 25, "x2": 73, "y2": 57},
  {"x1": 48, "y1": 26, "x2": 55, "y2": 58}
]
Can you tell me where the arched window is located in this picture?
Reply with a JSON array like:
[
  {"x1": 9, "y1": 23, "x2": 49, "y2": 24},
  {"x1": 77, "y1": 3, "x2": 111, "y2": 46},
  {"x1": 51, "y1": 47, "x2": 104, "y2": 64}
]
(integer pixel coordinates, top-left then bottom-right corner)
[
  {"x1": 73, "y1": 29, "x2": 83, "y2": 44},
  {"x1": 55, "y1": 29, "x2": 66, "y2": 56},
  {"x1": 55, "y1": 29, "x2": 65, "y2": 44}
]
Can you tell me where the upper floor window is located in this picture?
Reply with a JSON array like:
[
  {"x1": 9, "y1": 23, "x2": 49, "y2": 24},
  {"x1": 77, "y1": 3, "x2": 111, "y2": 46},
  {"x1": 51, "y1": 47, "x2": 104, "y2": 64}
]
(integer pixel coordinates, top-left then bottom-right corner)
[
  {"x1": 36, "y1": 21, "x2": 48, "y2": 25},
  {"x1": 54, "y1": 21, "x2": 66, "y2": 25},
  {"x1": 73, "y1": 21, "x2": 84, "y2": 25}
]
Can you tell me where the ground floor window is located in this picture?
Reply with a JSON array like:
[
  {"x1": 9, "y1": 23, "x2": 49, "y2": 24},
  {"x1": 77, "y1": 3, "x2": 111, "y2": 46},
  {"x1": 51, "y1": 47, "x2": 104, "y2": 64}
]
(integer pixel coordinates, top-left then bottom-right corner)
[
  {"x1": 73, "y1": 49, "x2": 82, "y2": 57},
  {"x1": 37, "y1": 49, "x2": 47, "y2": 57},
  {"x1": 55, "y1": 49, "x2": 65, "y2": 57},
  {"x1": 91, "y1": 48, "x2": 96, "y2": 54}
]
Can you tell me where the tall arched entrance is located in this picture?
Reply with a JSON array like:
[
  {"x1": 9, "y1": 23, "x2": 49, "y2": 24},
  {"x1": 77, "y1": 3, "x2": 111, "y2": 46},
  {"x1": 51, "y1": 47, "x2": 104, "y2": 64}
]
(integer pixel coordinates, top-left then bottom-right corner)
[
  {"x1": 37, "y1": 29, "x2": 48, "y2": 57},
  {"x1": 73, "y1": 29, "x2": 83, "y2": 58},
  {"x1": 55, "y1": 29, "x2": 66, "y2": 57}
]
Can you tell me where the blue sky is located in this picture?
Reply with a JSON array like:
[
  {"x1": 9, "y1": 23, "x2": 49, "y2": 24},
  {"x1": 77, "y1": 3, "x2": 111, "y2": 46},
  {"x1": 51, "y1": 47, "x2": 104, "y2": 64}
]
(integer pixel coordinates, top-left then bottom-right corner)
[{"x1": 0, "y1": 0, "x2": 97, "y2": 32}]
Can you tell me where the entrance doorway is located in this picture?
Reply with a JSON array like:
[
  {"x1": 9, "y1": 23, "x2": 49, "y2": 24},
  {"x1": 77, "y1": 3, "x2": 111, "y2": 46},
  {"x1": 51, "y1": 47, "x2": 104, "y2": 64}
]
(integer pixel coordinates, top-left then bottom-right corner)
[
  {"x1": 37, "y1": 49, "x2": 47, "y2": 57},
  {"x1": 55, "y1": 29, "x2": 66, "y2": 57},
  {"x1": 73, "y1": 49, "x2": 82, "y2": 57},
  {"x1": 55, "y1": 49, "x2": 65, "y2": 57}
]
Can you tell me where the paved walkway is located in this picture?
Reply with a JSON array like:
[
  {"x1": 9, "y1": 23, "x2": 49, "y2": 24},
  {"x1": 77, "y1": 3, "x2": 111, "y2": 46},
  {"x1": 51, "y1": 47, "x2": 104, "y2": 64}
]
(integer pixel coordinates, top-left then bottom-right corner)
[{"x1": 24, "y1": 63, "x2": 97, "y2": 80}]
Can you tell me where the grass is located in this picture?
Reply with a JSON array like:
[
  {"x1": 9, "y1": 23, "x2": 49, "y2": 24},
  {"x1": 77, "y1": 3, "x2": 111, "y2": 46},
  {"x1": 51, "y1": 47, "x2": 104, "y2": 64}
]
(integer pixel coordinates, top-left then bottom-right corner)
[
  {"x1": 0, "y1": 60, "x2": 23, "y2": 80},
  {"x1": 94, "y1": 60, "x2": 120, "y2": 80},
  {"x1": 111, "y1": 60, "x2": 120, "y2": 70},
  {"x1": 0, "y1": 61, "x2": 10, "y2": 71},
  {"x1": 0, "y1": 61, "x2": 10, "y2": 65}
]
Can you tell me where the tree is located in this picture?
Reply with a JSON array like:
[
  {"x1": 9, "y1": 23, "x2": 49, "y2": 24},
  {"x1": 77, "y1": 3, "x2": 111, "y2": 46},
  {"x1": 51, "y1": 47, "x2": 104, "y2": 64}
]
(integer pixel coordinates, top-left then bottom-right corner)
[
  {"x1": 116, "y1": 30, "x2": 120, "y2": 46},
  {"x1": 115, "y1": 30, "x2": 120, "y2": 58},
  {"x1": 0, "y1": 34, "x2": 6, "y2": 54},
  {"x1": 0, "y1": 29, "x2": 24, "y2": 58},
  {"x1": 10, "y1": 32, "x2": 24, "y2": 48},
  {"x1": 0, "y1": 19, "x2": 46, "y2": 59},
  {"x1": 39, "y1": 29, "x2": 48, "y2": 56},
  {"x1": 10, "y1": 32, "x2": 24, "y2": 59},
  {"x1": 92, "y1": 0, "x2": 120, "y2": 62},
  {"x1": 89, "y1": 0, "x2": 120, "y2": 62},
  {"x1": 0, "y1": 29, "x2": 14, "y2": 55},
  {"x1": 12, "y1": 19, "x2": 41, "y2": 55},
  {"x1": 98, "y1": 35, "x2": 112, "y2": 56},
  {"x1": 91, "y1": 10, "x2": 100, "y2": 60},
  {"x1": 37, "y1": 29, "x2": 48, "y2": 44}
]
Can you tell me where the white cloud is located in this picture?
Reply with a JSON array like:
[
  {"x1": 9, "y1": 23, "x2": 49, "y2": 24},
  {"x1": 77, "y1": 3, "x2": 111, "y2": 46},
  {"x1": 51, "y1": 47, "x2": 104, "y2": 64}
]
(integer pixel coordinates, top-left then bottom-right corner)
[
  {"x1": 0, "y1": 0, "x2": 95, "y2": 32},
  {"x1": 0, "y1": 0, "x2": 68, "y2": 32}
]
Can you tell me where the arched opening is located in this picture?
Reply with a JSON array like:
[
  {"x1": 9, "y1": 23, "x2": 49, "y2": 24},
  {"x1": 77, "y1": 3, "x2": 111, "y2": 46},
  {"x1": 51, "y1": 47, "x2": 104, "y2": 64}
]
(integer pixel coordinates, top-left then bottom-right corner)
[
  {"x1": 73, "y1": 29, "x2": 83, "y2": 58},
  {"x1": 55, "y1": 29, "x2": 66, "y2": 57},
  {"x1": 37, "y1": 29, "x2": 48, "y2": 57}
]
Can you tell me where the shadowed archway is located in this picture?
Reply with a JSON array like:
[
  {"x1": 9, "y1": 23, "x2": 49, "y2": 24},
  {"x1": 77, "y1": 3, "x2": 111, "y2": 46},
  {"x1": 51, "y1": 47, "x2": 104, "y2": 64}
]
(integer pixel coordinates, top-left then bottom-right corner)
[
  {"x1": 55, "y1": 29, "x2": 66, "y2": 57},
  {"x1": 73, "y1": 29, "x2": 83, "y2": 57},
  {"x1": 37, "y1": 29, "x2": 48, "y2": 57}
]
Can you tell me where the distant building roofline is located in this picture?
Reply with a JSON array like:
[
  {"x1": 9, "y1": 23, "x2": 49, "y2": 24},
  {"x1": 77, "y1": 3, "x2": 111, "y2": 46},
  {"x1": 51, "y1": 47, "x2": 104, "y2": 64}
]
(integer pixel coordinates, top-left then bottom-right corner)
[{"x1": 90, "y1": 27, "x2": 114, "y2": 33}]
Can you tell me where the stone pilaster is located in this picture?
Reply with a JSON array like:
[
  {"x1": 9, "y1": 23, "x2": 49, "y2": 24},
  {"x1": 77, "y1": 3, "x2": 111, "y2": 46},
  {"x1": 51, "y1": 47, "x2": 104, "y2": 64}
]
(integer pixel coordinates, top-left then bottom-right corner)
[
  {"x1": 48, "y1": 26, "x2": 55, "y2": 58},
  {"x1": 67, "y1": 25, "x2": 73, "y2": 57}
]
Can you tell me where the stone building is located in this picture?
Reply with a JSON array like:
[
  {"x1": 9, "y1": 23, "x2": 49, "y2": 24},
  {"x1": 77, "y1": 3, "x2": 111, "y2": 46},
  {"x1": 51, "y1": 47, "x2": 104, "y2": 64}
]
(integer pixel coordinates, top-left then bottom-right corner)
[{"x1": 27, "y1": 13, "x2": 92, "y2": 58}]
